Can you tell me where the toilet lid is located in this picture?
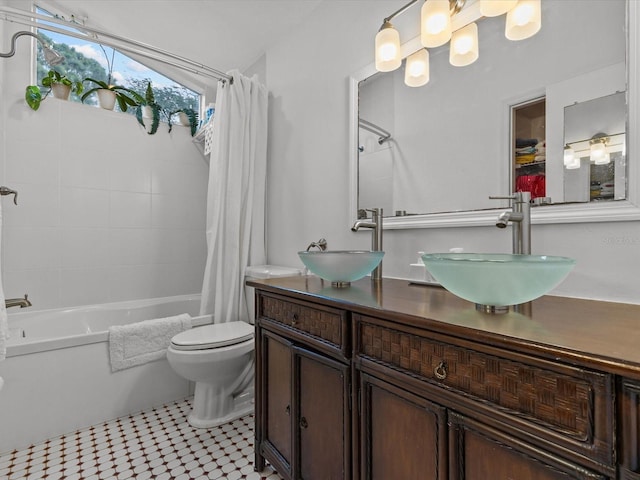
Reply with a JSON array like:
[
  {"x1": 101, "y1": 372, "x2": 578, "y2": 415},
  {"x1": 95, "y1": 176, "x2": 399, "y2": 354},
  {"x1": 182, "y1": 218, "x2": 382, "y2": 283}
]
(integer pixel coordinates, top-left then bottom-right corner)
[{"x1": 171, "y1": 322, "x2": 254, "y2": 351}]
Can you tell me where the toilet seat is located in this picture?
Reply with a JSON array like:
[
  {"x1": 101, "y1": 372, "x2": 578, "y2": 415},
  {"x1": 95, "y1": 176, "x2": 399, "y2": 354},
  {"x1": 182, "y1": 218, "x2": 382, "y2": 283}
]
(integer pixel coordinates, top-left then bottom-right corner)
[{"x1": 171, "y1": 322, "x2": 254, "y2": 351}]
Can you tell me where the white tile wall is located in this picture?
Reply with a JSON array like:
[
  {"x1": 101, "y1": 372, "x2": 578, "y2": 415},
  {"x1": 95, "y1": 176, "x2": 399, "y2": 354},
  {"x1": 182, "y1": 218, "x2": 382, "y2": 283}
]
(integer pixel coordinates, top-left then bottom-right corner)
[{"x1": 1, "y1": 99, "x2": 208, "y2": 310}]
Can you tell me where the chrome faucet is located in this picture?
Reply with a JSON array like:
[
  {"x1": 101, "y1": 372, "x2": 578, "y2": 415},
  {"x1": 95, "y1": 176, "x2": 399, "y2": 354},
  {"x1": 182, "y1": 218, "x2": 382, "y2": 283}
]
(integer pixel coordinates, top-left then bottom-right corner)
[
  {"x1": 5, "y1": 294, "x2": 32, "y2": 309},
  {"x1": 489, "y1": 192, "x2": 531, "y2": 254},
  {"x1": 351, "y1": 207, "x2": 383, "y2": 281},
  {"x1": 306, "y1": 238, "x2": 327, "y2": 252}
]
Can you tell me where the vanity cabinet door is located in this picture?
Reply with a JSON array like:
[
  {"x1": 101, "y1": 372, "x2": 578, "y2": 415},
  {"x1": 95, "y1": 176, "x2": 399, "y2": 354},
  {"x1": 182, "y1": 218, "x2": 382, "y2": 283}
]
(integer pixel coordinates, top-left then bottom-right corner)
[
  {"x1": 259, "y1": 330, "x2": 294, "y2": 478},
  {"x1": 295, "y1": 347, "x2": 350, "y2": 480},
  {"x1": 358, "y1": 373, "x2": 447, "y2": 480},
  {"x1": 619, "y1": 379, "x2": 640, "y2": 480},
  {"x1": 448, "y1": 412, "x2": 609, "y2": 480}
]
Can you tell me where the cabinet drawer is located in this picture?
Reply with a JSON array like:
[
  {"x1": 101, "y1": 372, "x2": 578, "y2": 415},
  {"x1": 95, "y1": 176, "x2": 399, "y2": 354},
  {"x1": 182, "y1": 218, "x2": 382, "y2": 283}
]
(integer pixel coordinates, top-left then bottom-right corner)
[
  {"x1": 355, "y1": 315, "x2": 614, "y2": 467},
  {"x1": 257, "y1": 293, "x2": 349, "y2": 359}
]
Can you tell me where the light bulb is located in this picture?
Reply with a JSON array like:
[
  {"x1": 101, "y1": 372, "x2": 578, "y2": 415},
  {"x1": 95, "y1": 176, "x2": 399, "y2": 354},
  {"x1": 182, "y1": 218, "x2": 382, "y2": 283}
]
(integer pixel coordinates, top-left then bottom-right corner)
[
  {"x1": 590, "y1": 142, "x2": 606, "y2": 162},
  {"x1": 480, "y1": 0, "x2": 517, "y2": 17},
  {"x1": 375, "y1": 21, "x2": 401, "y2": 72},
  {"x1": 565, "y1": 157, "x2": 581, "y2": 170},
  {"x1": 450, "y1": 23, "x2": 479, "y2": 66},
  {"x1": 421, "y1": 0, "x2": 452, "y2": 48},
  {"x1": 505, "y1": 0, "x2": 541, "y2": 41},
  {"x1": 405, "y1": 49, "x2": 430, "y2": 87},
  {"x1": 595, "y1": 152, "x2": 611, "y2": 165}
]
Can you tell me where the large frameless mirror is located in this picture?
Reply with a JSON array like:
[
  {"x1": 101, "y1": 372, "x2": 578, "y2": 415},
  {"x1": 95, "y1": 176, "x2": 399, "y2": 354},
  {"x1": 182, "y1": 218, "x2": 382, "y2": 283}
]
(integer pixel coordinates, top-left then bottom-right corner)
[{"x1": 348, "y1": 0, "x2": 639, "y2": 229}]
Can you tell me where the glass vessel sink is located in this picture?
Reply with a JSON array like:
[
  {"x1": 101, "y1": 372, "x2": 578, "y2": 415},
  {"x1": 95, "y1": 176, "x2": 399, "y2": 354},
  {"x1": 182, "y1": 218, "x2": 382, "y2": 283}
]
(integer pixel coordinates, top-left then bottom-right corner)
[
  {"x1": 298, "y1": 250, "x2": 384, "y2": 287},
  {"x1": 421, "y1": 253, "x2": 576, "y2": 313}
]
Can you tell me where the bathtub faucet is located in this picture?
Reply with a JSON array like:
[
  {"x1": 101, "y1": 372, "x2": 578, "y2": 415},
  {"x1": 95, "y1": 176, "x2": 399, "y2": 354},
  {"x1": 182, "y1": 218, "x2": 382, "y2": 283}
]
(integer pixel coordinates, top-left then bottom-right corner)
[{"x1": 5, "y1": 294, "x2": 32, "y2": 309}]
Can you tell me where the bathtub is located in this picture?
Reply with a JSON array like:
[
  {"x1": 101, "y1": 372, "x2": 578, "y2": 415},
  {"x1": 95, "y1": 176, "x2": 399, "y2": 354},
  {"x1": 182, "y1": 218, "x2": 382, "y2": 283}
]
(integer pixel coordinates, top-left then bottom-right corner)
[{"x1": 0, "y1": 294, "x2": 211, "y2": 454}]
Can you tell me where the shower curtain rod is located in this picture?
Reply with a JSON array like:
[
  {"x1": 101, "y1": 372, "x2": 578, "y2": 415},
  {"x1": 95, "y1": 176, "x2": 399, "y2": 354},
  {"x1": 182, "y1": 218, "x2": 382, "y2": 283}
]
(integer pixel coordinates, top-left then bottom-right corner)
[
  {"x1": 0, "y1": 5, "x2": 233, "y2": 84},
  {"x1": 359, "y1": 118, "x2": 392, "y2": 144}
]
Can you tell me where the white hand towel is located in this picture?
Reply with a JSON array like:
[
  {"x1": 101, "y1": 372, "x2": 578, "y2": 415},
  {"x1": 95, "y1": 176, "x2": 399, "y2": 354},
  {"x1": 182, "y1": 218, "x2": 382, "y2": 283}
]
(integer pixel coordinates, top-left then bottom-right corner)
[{"x1": 109, "y1": 313, "x2": 192, "y2": 372}]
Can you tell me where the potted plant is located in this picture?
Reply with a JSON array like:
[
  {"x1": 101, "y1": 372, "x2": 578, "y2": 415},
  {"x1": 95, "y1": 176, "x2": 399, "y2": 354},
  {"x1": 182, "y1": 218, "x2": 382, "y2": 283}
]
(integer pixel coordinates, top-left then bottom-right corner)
[
  {"x1": 24, "y1": 69, "x2": 83, "y2": 110},
  {"x1": 42, "y1": 69, "x2": 83, "y2": 100},
  {"x1": 81, "y1": 46, "x2": 143, "y2": 111},
  {"x1": 167, "y1": 108, "x2": 198, "y2": 136},
  {"x1": 135, "y1": 81, "x2": 161, "y2": 135}
]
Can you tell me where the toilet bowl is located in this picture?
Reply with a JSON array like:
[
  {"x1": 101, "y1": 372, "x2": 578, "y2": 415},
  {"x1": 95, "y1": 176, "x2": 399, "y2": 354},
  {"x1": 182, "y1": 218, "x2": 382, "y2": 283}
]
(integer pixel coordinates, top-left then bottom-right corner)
[
  {"x1": 168, "y1": 265, "x2": 302, "y2": 428},
  {"x1": 167, "y1": 321, "x2": 255, "y2": 428}
]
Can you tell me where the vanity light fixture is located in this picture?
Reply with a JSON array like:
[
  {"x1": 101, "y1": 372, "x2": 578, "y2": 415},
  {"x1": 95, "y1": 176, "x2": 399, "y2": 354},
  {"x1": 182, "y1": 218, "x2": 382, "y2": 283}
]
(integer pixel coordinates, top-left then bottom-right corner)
[
  {"x1": 505, "y1": 0, "x2": 542, "y2": 41},
  {"x1": 405, "y1": 48, "x2": 430, "y2": 86},
  {"x1": 375, "y1": 20, "x2": 402, "y2": 72},
  {"x1": 421, "y1": 0, "x2": 454, "y2": 48},
  {"x1": 589, "y1": 133, "x2": 610, "y2": 165},
  {"x1": 449, "y1": 22, "x2": 479, "y2": 66},
  {"x1": 375, "y1": 0, "x2": 540, "y2": 87}
]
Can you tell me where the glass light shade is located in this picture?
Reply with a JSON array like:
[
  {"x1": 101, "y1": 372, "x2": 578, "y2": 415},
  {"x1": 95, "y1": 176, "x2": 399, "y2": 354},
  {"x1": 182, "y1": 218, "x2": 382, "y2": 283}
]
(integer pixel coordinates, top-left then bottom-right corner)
[
  {"x1": 405, "y1": 49, "x2": 430, "y2": 87},
  {"x1": 565, "y1": 157, "x2": 581, "y2": 170},
  {"x1": 375, "y1": 23, "x2": 401, "y2": 72},
  {"x1": 505, "y1": 0, "x2": 541, "y2": 41},
  {"x1": 480, "y1": 0, "x2": 517, "y2": 17},
  {"x1": 450, "y1": 23, "x2": 479, "y2": 67},
  {"x1": 590, "y1": 142, "x2": 607, "y2": 162},
  {"x1": 563, "y1": 145, "x2": 575, "y2": 166},
  {"x1": 421, "y1": 0, "x2": 452, "y2": 48},
  {"x1": 595, "y1": 152, "x2": 611, "y2": 165}
]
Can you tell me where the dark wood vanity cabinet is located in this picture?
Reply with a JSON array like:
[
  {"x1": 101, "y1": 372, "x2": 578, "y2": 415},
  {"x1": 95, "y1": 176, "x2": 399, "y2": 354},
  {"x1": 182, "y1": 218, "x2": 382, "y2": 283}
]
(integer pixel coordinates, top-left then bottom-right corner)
[
  {"x1": 249, "y1": 277, "x2": 640, "y2": 480},
  {"x1": 255, "y1": 292, "x2": 351, "y2": 480}
]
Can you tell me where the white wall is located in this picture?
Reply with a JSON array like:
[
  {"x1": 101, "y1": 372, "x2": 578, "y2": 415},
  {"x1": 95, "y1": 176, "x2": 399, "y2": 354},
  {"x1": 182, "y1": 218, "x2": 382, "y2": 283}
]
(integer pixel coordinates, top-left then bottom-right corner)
[
  {"x1": 264, "y1": 0, "x2": 640, "y2": 305},
  {"x1": 0, "y1": 20, "x2": 208, "y2": 311}
]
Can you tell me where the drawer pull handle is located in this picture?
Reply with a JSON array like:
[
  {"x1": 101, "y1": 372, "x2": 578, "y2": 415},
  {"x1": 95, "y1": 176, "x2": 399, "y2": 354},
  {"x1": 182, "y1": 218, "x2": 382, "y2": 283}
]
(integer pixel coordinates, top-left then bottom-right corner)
[
  {"x1": 434, "y1": 361, "x2": 447, "y2": 380},
  {"x1": 291, "y1": 313, "x2": 299, "y2": 325},
  {"x1": 285, "y1": 405, "x2": 290, "y2": 416},
  {"x1": 300, "y1": 417, "x2": 308, "y2": 429}
]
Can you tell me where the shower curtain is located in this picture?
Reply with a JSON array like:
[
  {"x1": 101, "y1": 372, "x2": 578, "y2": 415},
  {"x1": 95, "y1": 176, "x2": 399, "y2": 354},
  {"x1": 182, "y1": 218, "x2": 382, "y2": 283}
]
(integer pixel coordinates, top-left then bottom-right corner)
[
  {"x1": 200, "y1": 70, "x2": 268, "y2": 323},
  {"x1": 0, "y1": 200, "x2": 8, "y2": 391}
]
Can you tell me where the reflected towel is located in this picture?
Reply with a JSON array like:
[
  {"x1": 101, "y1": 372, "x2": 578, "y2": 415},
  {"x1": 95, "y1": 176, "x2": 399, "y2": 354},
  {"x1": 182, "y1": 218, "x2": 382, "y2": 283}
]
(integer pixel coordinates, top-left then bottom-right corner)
[{"x1": 109, "y1": 314, "x2": 192, "y2": 372}]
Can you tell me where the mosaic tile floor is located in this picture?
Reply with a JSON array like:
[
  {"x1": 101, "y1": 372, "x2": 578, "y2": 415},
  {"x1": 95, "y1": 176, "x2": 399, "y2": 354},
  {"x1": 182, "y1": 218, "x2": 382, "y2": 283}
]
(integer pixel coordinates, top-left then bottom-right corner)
[{"x1": 0, "y1": 397, "x2": 283, "y2": 480}]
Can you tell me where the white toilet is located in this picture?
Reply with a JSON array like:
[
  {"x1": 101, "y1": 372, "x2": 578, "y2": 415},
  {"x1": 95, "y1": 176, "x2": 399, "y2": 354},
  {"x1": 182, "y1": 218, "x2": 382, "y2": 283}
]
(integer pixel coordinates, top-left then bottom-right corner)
[{"x1": 167, "y1": 265, "x2": 301, "y2": 428}]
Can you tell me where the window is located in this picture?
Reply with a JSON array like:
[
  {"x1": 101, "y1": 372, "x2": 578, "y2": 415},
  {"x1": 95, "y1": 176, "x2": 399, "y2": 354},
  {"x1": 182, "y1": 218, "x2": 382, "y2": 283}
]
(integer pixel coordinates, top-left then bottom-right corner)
[{"x1": 35, "y1": 7, "x2": 200, "y2": 117}]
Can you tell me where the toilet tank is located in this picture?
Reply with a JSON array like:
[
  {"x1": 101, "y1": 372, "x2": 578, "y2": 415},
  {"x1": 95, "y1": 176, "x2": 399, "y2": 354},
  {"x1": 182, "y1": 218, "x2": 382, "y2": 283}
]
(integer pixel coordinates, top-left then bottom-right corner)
[{"x1": 244, "y1": 265, "x2": 302, "y2": 323}]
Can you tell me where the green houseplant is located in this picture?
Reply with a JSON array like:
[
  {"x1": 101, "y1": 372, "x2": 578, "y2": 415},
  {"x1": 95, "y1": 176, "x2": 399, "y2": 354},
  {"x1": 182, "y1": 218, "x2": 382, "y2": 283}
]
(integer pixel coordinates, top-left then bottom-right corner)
[
  {"x1": 25, "y1": 69, "x2": 83, "y2": 110},
  {"x1": 168, "y1": 108, "x2": 198, "y2": 136},
  {"x1": 81, "y1": 46, "x2": 143, "y2": 111},
  {"x1": 135, "y1": 81, "x2": 161, "y2": 135},
  {"x1": 42, "y1": 69, "x2": 83, "y2": 100}
]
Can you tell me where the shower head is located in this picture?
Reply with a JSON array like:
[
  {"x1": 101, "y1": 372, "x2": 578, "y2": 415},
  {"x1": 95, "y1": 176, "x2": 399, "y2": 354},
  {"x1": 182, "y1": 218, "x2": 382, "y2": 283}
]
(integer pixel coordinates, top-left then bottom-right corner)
[
  {"x1": 0, "y1": 31, "x2": 65, "y2": 66},
  {"x1": 42, "y1": 44, "x2": 64, "y2": 65}
]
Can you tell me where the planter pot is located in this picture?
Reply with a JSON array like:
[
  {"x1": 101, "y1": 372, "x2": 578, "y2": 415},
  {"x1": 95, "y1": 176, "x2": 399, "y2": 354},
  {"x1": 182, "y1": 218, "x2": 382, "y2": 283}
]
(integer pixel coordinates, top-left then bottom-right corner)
[
  {"x1": 51, "y1": 83, "x2": 71, "y2": 100},
  {"x1": 96, "y1": 89, "x2": 117, "y2": 110},
  {"x1": 141, "y1": 105, "x2": 154, "y2": 118},
  {"x1": 177, "y1": 112, "x2": 191, "y2": 126}
]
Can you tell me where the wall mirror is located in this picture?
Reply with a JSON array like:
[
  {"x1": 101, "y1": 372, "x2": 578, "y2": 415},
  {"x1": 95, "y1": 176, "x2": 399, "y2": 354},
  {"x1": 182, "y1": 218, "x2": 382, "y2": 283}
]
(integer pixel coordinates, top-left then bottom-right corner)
[{"x1": 348, "y1": 0, "x2": 640, "y2": 229}]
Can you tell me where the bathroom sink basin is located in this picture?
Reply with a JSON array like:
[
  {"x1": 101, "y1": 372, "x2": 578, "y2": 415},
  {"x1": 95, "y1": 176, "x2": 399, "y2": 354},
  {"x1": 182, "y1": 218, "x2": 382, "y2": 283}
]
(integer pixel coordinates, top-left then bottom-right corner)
[
  {"x1": 298, "y1": 250, "x2": 384, "y2": 287},
  {"x1": 421, "y1": 253, "x2": 576, "y2": 313}
]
